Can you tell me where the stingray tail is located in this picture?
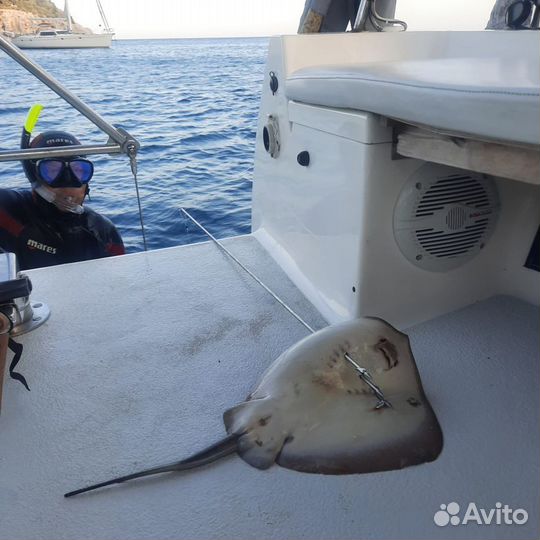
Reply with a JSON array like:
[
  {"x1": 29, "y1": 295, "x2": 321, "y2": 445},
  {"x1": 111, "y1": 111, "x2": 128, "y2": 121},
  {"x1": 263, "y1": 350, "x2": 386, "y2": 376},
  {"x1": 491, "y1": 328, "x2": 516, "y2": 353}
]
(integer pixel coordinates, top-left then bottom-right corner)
[{"x1": 64, "y1": 434, "x2": 239, "y2": 498}]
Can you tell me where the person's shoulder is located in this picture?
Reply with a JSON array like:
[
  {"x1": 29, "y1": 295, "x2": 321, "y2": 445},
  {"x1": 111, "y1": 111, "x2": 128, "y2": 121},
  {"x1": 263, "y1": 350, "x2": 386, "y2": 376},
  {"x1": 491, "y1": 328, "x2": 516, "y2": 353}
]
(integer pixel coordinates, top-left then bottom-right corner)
[
  {"x1": 83, "y1": 206, "x2": 116, "y2": 229},
  {"x1": 83, "y1": 206, "x2": 124, "y2": 252},
  {"x1": 83, "y1": 207, "x2": 122, "y2": 242},
  {"x1": 0, "y1": 188, "x2": 33, "y2": 212},
  {"x1": 0, "y1": 188, "x2": 32, "y2": 205}
]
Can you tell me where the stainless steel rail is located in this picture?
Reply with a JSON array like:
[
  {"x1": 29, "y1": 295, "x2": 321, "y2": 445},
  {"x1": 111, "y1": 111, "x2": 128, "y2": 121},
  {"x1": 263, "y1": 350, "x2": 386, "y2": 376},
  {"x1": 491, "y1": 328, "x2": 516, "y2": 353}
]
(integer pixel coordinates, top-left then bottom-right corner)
[
  {"x1": 0, "y1": 34, "x2": 139, "y2": 162},
  {"x1": 0, "y1": 145, "x2": 123, "y2": 162},
  {"x1": 353, "y1": 0, "x2": 371, "y2": 31}
]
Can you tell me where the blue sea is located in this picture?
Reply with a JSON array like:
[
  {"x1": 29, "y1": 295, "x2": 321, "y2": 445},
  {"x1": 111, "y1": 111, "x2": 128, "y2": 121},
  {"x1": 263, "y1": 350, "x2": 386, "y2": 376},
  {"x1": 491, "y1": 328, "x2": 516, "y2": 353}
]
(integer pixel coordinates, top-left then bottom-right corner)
[{"x1": 0, "y1": 37, "x2": 268, "y2": 252}]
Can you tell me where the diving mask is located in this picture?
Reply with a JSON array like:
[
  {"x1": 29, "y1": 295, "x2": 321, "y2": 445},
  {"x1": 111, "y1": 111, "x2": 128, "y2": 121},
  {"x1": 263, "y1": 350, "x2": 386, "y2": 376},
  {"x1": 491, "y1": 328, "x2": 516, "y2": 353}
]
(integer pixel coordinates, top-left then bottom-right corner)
[{"x1": 36, "y1": 158, "x2": 94, "y2": 186}]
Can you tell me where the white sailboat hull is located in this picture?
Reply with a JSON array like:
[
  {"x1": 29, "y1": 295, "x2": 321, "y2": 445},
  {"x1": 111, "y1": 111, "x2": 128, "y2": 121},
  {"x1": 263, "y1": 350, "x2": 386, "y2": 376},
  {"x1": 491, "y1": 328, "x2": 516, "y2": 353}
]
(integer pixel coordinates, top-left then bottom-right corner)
[{"x1": 12, "y1": 32, "x2": 113, "y2": 49}]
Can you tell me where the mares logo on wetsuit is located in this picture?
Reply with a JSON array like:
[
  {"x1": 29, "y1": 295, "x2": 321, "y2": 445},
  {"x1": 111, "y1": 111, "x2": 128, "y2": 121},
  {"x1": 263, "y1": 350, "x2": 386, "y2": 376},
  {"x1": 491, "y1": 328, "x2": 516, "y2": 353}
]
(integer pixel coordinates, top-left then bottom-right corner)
[{"x1": 27, "y1": 238, "x2": 57, "y2": 254}]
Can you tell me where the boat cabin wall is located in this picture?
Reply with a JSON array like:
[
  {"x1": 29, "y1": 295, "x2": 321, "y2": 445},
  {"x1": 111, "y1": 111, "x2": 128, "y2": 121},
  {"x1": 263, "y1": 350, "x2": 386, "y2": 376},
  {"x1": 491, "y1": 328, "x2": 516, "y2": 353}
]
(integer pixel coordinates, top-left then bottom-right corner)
[{"x1": 251, "y1": 33, "x2": 540, "y2": 328}]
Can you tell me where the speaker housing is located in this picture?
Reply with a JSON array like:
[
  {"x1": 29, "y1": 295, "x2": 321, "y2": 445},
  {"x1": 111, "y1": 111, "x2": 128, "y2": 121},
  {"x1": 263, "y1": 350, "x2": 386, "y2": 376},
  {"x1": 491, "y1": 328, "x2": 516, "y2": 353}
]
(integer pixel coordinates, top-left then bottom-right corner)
[{"x1": 393, "y1": 164, "x2": 500, "y2": 272}]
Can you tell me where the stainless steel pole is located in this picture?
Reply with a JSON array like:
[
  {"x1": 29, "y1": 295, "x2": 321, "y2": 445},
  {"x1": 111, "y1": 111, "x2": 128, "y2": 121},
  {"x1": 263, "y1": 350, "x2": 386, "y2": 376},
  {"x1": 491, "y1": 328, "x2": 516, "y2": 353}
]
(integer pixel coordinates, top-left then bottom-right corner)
[
  {"x1": 0, "y1": 34, "x2": 134, "y2": 150},
  {"x1": 353, "y1": 0, "x2": 371, "y2": 31},
  {"x1": 0, "y1": 144, "x2": 122, "y2": 163}
]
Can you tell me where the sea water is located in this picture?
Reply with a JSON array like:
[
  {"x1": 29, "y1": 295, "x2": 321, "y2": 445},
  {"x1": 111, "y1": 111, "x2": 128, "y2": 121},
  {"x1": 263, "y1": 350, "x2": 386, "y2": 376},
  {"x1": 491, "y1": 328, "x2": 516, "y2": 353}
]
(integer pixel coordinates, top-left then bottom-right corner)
[{"x1": 0, "y1": 37, "x2": 267, "y2": 252}]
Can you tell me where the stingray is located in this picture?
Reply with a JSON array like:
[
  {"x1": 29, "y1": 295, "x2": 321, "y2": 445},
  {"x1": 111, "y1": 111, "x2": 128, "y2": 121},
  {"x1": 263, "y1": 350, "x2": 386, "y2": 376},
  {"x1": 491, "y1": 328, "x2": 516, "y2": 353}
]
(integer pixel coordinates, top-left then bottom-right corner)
[{"x1": 65, "y1": 317, "x2": 443, "y2": 497}]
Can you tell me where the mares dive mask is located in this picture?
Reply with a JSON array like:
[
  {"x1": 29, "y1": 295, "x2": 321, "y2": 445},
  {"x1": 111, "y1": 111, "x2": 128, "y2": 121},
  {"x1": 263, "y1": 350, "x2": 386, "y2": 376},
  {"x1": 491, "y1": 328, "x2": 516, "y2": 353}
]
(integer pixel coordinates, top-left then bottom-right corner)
[{"x1": 21, "y1": 105, "x2": 92, "y2": 214}]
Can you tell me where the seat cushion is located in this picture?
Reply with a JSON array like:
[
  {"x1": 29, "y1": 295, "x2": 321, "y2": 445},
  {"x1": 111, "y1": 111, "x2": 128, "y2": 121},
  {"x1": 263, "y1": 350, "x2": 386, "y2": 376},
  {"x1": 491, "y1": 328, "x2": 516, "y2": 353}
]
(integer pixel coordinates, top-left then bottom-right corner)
[{"x1": 286, "y1": 57, "x2": 540, "y2": 146}]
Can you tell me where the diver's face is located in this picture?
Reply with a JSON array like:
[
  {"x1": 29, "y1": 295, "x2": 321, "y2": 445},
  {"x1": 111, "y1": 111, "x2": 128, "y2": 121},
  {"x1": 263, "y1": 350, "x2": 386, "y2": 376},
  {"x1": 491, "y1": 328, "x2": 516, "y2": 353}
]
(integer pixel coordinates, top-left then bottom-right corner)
[{"x1": 51, "y1": 185, "x2": 87, "y2": 208}]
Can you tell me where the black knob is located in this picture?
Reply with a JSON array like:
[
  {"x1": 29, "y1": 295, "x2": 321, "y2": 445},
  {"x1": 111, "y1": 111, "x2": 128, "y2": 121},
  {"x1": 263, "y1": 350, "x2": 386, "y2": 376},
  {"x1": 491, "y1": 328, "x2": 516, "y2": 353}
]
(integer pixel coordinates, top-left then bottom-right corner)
[
  {"x1": 269, "y1": 71, "x2": 278, "y2": 95},
  {"x1": 297, "y1": 151, "x2": 310, "y2": 167}
]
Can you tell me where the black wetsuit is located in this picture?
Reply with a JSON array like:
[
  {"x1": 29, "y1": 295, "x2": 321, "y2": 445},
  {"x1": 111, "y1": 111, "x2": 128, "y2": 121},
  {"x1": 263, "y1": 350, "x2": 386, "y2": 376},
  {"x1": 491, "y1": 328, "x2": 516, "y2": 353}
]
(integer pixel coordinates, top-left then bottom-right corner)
[{"x1": 0, "y1": 189, "x2": 125, "y2": 270}]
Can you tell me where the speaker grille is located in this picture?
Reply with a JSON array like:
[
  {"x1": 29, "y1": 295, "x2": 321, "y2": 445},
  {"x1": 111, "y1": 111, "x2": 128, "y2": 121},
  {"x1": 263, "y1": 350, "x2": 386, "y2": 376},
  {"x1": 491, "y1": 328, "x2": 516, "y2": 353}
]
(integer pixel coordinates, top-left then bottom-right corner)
[
  {"x1": 415, "y1": 174, "x2": 490, "y2": 217},
  {"x1": 394, "y1": 165, "x2": 500, "y2": 272}
]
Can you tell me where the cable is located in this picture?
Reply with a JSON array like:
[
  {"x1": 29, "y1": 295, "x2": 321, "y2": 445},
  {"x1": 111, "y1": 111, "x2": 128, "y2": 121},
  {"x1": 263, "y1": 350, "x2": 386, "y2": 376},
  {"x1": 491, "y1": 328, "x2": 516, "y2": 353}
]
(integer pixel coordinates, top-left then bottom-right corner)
[
  {"x1": 128, "y1": 145, "x2": 147, "y2": 251},
  {"x1": 180, "y1": 207, "x2": 316, "y2": 333}
]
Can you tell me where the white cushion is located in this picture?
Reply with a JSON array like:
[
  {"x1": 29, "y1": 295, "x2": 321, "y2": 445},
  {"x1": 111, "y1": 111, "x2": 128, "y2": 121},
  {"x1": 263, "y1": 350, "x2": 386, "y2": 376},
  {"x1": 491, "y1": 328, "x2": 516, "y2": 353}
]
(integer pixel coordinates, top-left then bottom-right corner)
[{"x1": 286, "y1": 57, "x2": 540, "y2": 146}]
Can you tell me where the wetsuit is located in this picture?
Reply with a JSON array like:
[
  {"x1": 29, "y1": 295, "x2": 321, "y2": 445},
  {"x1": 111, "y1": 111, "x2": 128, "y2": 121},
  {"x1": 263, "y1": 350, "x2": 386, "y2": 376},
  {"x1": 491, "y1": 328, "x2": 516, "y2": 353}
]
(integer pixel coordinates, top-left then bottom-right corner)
[{"x1": 0, "y1": 188, "x2": 125, "y2": 270}]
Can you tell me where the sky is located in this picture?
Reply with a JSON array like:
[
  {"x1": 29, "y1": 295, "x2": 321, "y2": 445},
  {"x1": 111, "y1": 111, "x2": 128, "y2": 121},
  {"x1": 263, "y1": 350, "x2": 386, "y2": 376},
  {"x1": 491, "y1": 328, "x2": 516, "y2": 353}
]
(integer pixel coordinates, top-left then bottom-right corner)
[{"x1": 53, "y1": 0, "x2": 497, "y2": 39}]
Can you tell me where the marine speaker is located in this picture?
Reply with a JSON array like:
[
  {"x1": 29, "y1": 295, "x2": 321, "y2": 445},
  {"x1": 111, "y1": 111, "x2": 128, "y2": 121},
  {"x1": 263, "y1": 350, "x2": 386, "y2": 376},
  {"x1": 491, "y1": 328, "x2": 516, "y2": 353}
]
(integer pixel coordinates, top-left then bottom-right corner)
[{"x1": 393, "y1": 163, "x2": 500, "y2": 272}]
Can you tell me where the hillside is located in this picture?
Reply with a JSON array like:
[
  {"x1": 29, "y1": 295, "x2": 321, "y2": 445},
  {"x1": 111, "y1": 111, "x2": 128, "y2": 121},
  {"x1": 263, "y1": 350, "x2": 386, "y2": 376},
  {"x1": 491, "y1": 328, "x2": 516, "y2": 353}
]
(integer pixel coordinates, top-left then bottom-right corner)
[
  {"x1": 0, "y1": 0, "x2": 89, "y2": 35},
  {"x1": 0, "y1": 0, "x2": 63, "y2": 18}
]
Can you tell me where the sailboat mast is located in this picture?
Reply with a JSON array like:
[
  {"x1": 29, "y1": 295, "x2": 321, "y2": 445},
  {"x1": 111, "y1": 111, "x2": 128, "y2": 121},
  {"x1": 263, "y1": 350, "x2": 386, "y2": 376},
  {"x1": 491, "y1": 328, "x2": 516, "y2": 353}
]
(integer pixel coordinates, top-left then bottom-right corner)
[{"x1": 64, "y1": 0, "x2": 72, "y2": 33}]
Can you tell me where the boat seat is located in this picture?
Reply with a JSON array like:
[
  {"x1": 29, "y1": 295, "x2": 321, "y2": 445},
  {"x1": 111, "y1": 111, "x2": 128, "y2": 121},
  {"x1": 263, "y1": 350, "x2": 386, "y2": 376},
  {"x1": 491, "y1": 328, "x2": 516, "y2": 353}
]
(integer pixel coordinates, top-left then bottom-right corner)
[{"x1": 286, "y1": 57, "x2": 540, "y2": 146}]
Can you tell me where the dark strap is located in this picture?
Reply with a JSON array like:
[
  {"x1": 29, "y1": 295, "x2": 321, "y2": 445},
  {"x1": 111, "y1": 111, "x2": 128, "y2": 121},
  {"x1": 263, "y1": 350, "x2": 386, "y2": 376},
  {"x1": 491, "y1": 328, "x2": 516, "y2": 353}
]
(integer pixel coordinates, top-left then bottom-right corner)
[{"x1": 8, "y1": 338, "x2": 30, "y2": 391}]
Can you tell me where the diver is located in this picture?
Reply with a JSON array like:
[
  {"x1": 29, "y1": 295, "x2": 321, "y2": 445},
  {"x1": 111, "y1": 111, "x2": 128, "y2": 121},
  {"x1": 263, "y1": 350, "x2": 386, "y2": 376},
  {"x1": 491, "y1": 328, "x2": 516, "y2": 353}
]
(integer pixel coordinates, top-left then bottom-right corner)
[{"x1": 0, "y1": 120, "x2": 125, "y2": 271}]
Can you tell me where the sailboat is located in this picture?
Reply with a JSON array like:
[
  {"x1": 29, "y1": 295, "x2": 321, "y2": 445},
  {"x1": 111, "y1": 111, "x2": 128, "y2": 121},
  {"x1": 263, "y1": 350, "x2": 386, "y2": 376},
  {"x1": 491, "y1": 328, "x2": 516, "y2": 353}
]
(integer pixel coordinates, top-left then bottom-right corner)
[{"x1": 11, "y1": 0, "x2": 114, "y2": 49}]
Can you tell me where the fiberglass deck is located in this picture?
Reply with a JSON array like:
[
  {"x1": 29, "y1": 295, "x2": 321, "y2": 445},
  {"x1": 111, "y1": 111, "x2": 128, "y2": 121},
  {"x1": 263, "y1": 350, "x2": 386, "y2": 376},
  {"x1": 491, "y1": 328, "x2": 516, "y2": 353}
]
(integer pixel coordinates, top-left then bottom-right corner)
[{"x1": 0, "y1": 235, "x2": 538, "y2": 539}]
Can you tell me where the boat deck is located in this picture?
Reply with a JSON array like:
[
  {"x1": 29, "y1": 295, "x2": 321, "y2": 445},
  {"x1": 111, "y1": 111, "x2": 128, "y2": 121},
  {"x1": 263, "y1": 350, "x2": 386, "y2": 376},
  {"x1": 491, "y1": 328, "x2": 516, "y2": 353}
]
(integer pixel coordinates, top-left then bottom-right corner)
[{"x1": 1, "y1": 235, "x2": 538, "y2": 539}]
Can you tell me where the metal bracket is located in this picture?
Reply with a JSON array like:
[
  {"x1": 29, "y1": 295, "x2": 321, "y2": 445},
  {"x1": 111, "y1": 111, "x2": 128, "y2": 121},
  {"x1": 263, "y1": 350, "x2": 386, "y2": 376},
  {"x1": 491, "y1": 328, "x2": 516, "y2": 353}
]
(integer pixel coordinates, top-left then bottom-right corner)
[{"x1": 0, "y1": 253, "x2": 50, "y2": 337}]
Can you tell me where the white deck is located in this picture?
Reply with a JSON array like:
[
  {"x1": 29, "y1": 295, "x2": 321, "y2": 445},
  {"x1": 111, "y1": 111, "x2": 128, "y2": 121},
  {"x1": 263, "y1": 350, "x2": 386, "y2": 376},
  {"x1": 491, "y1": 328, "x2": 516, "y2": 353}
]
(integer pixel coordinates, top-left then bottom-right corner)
[{"x1": 1, "y1": 235, "x2": 538, "y2": 539}]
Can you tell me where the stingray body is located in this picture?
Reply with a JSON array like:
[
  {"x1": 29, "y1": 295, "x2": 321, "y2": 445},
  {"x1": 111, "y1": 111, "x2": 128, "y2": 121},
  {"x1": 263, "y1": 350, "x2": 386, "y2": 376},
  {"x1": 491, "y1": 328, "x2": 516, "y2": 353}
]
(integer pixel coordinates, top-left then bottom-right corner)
[{"x1": 65, "y1": 318, "x2": 443, "y2": 497}]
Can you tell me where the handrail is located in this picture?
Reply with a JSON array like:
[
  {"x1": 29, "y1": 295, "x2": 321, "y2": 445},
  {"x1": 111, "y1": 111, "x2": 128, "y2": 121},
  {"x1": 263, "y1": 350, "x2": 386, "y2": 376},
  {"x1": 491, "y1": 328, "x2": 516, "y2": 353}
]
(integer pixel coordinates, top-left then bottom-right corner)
[
  {"x1": 0, "y1": 34, "x2": 139, "y2": 162},
  {"x1": 0, "y1": 145, "x2": 121, "y2": 162},
  {"x1": 353, "y1": 0, "x2": 371, "y2": 31}
]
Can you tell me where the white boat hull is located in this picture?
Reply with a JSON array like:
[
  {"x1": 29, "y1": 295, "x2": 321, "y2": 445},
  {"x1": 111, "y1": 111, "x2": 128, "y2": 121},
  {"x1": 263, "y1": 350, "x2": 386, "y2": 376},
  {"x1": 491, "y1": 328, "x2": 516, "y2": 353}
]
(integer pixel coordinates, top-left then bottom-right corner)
[{"x1": 11, "y1": 32, "x2": 113, "y2": 49}]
